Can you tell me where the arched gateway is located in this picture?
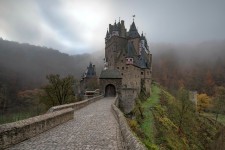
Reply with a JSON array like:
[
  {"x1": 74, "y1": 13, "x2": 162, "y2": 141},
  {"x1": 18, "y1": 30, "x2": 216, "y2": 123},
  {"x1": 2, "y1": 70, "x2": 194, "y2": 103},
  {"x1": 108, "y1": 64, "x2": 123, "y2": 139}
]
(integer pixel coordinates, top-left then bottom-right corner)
[
  {"x1": 99, "y1": 69, "x2": 122, "y2": 97},
  {"x1": 105, "y1": 84, "x2": 116, "y2": 97}
]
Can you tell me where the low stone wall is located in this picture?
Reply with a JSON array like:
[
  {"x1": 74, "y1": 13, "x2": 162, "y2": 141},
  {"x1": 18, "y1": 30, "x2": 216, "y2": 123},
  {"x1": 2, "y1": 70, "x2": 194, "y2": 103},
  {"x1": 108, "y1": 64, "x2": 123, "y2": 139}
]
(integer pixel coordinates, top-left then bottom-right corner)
[
  {"x1": 0, "y1": 108, "x2": 74, "y2": 149},
  {"x1": 48, "y1": 95, "x2": 104, "y2": 112},
  {"x1": 111, "y1": 96, "x2": 147, "y2": 150}
]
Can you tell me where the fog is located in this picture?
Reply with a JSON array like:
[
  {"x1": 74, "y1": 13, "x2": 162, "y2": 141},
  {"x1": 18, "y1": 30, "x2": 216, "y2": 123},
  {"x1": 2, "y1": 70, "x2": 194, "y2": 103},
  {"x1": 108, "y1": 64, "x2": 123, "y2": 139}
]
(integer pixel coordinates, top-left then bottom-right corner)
[{"x1": 151, "y1": 40, "x2": 225, "y2": 68}]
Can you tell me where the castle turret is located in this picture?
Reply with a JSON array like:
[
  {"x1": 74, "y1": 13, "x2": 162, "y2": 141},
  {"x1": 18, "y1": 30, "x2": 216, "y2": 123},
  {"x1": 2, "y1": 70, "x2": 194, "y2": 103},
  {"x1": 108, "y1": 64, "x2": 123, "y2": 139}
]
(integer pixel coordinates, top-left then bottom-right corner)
[
  {"x1": 128, "y1": 21, "x2": 140, "y2": 39},
  {"x1": 105, "y1": 29, "x2": 110, "y2": 42},
  {"x1": 112, "y1": 21, "x2": 119, "y2": 36},
  {"x1": 120, "y1": 20, "x2": 126, "y2": 37}
]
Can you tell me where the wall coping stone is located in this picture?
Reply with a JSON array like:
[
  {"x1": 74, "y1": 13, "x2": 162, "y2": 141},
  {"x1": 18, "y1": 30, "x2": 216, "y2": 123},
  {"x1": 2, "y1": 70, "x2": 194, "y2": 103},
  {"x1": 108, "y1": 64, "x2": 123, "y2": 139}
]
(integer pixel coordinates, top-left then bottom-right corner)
[
  {"x1": 111, "y1": 95, "x2": 147, "y2": 150},
  {"x1": 48, "y1": 95, "x2": 104, "y2": 112}
]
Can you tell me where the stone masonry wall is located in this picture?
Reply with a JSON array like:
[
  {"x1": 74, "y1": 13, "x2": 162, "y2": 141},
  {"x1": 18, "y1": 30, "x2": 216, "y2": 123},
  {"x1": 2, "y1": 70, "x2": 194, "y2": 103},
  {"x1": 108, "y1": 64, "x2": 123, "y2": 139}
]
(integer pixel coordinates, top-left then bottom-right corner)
[
  {"x1": 0, "y1": 108, "x2": 74, "y2": 149},
  {"x1": 120, "y1": 88, "x2": 138, "y2": 114},
  {"x1": 48, "y1": 95, "x2": 103, "y2": 112},
  {"x1": 111, "y1": 96, "x2": 147, "y2": 150}
]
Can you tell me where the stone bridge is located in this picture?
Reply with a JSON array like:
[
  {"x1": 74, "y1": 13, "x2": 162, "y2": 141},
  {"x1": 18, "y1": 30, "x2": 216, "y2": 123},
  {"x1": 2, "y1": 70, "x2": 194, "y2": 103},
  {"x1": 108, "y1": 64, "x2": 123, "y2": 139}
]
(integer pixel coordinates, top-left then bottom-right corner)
[{"x1": 1, "y1": 96, "x2": 146, "y2": 150}]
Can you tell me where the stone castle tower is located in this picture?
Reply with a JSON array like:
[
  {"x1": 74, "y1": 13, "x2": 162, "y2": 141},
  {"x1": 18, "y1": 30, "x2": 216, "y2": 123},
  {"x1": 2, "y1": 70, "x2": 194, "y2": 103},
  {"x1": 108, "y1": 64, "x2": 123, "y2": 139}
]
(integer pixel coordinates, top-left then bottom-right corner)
[
  {"x1": 80, "y1": 62, "x2": 98, "y2": 94},
  {"x1": 100, "y1": 19, "x2": 152, "y2": 114}
]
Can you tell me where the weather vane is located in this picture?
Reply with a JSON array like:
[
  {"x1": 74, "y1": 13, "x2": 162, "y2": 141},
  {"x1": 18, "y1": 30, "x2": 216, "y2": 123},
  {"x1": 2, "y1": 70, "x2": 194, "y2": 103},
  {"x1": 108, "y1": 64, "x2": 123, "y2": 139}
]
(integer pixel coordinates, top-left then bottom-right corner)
[{"x1": 132, "y1": 15, "x2": 135, "y2": 21}]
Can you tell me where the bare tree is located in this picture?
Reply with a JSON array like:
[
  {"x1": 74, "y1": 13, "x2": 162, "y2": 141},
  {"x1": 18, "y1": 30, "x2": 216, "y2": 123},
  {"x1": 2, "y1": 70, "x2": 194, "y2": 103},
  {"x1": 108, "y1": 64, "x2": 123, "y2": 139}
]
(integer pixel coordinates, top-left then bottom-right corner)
[{"x1": 41, "y1": 74, "x2": 75, "y2": 107}]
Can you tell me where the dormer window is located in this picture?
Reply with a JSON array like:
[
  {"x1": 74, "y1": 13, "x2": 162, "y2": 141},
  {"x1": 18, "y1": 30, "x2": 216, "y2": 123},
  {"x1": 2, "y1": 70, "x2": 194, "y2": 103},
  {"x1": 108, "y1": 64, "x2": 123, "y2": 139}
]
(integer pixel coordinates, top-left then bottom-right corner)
[{"x1": 126, "y1": 58, "x2": 133, "y2": 64}]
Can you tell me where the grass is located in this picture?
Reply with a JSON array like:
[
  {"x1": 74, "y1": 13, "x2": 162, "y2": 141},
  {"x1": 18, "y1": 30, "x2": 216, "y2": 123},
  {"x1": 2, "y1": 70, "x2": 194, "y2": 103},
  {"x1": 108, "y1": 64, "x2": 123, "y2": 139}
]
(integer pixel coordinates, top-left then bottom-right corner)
[
  {"x1": 202, "y1": 112, "x2": 225, "y2": 125},
  {"x1": 140, "y1": 84, "x2": 161, "y2": 143},
  {"x1": 0, "y1": 106, "x2": 46, "y2": 124},
  {"x1": 0, "y1": 112, "x2": 33, "y2": 124}
]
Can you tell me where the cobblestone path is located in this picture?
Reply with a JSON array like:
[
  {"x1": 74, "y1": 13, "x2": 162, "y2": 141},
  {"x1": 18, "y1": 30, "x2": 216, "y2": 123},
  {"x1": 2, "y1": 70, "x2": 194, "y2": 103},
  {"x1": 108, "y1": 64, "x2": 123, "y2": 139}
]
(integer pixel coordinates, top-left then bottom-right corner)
[{"x1": 8, "y1": 97, "x2": 124, "y2": 150}]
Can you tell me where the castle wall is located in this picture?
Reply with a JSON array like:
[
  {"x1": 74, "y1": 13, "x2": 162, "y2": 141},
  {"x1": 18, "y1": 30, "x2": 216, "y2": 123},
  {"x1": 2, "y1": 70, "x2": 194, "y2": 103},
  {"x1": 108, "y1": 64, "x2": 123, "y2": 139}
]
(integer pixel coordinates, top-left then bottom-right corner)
[
  {"x1": 120, "y1": 88, "x2": 138, "y2": 114},
  {"x1": 116, "y1": 61, "x2": 141, "y2": 93},
  {"x1": 105, "y1": 36, "x2": 127, "y2": 69}
]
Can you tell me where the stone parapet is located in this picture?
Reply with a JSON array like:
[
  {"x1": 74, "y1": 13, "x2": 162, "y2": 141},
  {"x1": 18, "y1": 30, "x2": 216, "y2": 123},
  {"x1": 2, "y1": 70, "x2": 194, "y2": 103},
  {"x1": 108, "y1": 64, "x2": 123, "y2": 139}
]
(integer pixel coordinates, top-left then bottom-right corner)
[
  {"x1": 0, "y1": 108, "x2": 74, "y2": 149},
  {"x1": 111, "y1": 96, "x2": 147, "y2": 150},
  {"x1": 48, "y1": 95, "x2": 104, "y2": 112}
]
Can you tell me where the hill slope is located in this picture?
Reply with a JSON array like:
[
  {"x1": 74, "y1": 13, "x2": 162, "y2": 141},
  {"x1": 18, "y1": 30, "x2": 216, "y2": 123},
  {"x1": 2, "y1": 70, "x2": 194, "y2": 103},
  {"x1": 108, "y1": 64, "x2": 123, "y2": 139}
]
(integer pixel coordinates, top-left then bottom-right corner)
[
  {"x1": 0, "y1": 39, "x2": 104, "y2": 90},
  {"x1": 129, "y1": 84, "x2": 222, "y2": 149},
  {"x1": 0, "y1": 39, "x2": 104, "y2": 116}
]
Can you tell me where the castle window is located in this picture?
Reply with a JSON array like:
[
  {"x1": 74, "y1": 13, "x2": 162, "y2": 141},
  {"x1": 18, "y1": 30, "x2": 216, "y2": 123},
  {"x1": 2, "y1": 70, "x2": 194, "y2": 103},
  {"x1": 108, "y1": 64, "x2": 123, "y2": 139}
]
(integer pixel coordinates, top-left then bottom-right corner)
[
  {"x1": 141, "y1": 72, "x2": 144, "y2": 75},
  {"x1": 126, "y1": 67, "x2": 128, "y2": 69},
  {"x1": 117, "y1": 67, "x2": 119, "y2": 69},
  {"x1": 122, "y1": 67, "x2": 124, "y2": 70},
  {"x1": 121, "y1": 73, "x2": 123, "y2": 76},
  {"x1": 121, "y1": 60, "x2": 123, "y2": 63},
  {"x1": 126, "y1": 58, "x2": 133, "y2": 64}
]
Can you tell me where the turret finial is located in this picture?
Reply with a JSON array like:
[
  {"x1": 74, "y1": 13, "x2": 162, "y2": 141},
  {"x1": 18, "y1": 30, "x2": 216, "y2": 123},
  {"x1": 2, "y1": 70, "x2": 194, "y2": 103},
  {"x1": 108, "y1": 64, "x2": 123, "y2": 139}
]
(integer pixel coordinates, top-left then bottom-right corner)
[{"x1": 132, "y1": 15, "x2": 135, "y2": 22}]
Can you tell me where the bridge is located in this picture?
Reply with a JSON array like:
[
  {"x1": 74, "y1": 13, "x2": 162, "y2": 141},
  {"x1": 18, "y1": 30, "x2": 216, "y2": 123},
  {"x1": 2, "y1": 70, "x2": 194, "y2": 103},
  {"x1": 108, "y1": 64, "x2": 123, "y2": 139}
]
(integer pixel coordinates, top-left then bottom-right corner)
[{"x1": 1, "y1": 96, "x2": 146, "y2": 150}]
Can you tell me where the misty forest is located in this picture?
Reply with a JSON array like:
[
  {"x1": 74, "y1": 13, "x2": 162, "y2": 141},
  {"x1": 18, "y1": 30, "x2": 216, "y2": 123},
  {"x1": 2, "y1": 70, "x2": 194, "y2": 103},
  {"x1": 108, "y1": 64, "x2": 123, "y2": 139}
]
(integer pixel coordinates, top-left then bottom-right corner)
[{"x1": 1, "y1": 38, "x2": 225, "y2": 149}]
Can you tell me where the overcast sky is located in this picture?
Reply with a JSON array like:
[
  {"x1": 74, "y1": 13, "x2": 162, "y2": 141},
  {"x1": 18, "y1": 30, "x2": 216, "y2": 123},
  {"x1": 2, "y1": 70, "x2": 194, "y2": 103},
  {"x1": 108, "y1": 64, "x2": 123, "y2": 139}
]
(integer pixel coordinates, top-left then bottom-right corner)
[{"x1": 0, "y1": 0, "x2": 225, "y2": 54}]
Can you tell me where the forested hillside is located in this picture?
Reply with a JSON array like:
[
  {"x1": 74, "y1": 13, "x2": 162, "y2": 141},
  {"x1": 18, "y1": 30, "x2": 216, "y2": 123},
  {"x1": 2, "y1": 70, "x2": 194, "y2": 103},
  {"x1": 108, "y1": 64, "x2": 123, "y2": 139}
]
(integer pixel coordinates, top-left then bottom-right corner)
[
  {"x1": 129, "y1": 83, "x2": 222, "y2": 149},
  {"x1": 152, "y1": 41, "x2": 225, "y2": 96},
  {"x1": 0, "y1": 39, "x2": 104, "y2": 90},
  {"x1": 0, "y1": 39, "x2": 103, "y2": 116}
]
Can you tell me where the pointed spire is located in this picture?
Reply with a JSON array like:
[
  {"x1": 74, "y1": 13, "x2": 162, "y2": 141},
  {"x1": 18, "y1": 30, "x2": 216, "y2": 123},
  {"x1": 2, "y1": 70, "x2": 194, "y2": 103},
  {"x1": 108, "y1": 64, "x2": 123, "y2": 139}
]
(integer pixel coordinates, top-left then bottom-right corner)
[
  {"x1": 105, "y1": 28, "x2": 109, "y2": 39},
  {"x1": 141, "y1": 31, "x2": 145, "y2": 40},
  {"x1": 128, "y1": 21, "x2": 140, "y2": 38}
]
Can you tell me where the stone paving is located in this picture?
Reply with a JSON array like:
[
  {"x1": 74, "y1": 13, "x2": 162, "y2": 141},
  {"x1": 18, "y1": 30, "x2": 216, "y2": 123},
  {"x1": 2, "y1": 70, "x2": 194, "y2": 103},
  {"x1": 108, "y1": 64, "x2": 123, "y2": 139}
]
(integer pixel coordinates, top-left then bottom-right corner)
[{"x1": 8, "y1": 97, "x2": 124, "y2": 150}]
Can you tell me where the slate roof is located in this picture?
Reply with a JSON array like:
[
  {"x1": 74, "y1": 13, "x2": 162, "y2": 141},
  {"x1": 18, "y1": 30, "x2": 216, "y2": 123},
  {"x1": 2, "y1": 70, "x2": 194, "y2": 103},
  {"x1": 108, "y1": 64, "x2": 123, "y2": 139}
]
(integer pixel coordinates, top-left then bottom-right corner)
[
  {"x1": 99, "y1": 69, "x2": 122, "y2": 79},
  {"x1": 128, "y1": 21, "x2": 140, "y2": 38},
  {"x1": 126, "y1": 41, "x2": 137, "y2": 58},
  {"x1": 125, "y1": 42, "x2": 149, "y2": 69},
  {"x1": 83, "y1": 62, "x2": 96, "y2": 78}
]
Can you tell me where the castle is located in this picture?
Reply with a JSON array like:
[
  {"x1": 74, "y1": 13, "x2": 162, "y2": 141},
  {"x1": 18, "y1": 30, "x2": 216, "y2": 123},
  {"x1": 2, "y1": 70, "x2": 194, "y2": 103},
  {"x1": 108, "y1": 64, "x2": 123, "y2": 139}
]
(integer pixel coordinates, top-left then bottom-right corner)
[
  {"x1": 99, "y1": 19, "x2": 152, "y2": 114},
  {"x1": 80, "y1": 62, "x2": 98, "y2": 95}
]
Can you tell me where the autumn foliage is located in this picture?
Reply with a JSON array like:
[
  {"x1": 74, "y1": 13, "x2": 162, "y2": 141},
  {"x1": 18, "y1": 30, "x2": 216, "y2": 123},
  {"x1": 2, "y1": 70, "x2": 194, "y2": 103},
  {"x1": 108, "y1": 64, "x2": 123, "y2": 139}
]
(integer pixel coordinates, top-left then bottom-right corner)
[{"x1": 197, "y1": 93, "x2": 211, "y2": 113}]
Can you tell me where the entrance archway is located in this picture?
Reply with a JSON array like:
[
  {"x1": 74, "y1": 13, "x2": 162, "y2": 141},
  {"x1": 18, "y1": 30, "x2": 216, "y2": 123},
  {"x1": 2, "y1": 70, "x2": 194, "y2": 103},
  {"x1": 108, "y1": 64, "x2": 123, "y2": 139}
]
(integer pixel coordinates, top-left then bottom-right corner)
[{"x1": 105, "y1": 84, "x2": 116, "y2": 97}]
